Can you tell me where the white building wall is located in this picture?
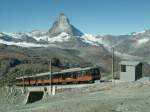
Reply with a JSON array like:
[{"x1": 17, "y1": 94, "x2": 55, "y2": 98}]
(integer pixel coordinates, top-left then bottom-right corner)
[{"x1": 120, "y1": 66, "x2": 135, "y2": 81}]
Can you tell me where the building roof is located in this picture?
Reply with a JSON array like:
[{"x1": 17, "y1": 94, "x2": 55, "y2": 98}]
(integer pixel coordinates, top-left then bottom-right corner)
[{"x1": 120, "y1": 61, "x2": 141, "y2": 66}]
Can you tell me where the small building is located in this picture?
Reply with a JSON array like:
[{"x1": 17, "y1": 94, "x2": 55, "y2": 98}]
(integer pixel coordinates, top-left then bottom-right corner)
[{"x1": 120, "y1": 61, "x2": 142, "y2": 81}]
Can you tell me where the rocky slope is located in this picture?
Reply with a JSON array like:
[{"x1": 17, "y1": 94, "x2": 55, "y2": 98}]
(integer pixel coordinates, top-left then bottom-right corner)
[{"x1": 1, "y1": 78, "x2": 150, "y2": 112}]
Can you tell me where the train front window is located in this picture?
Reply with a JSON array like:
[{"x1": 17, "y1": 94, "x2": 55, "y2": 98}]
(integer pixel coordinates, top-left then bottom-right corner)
[{"x1": 95, "y1": 69, "x2": 100, "y2": 75}]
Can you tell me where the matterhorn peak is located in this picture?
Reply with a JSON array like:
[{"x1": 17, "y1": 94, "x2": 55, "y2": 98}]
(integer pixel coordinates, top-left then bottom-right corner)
[
  {"x1": 48, "y1": 13, "x2": 83, "y2": 37},
  {"x1": 58, "y1": 13, "x2": 70, "y2": 25}
]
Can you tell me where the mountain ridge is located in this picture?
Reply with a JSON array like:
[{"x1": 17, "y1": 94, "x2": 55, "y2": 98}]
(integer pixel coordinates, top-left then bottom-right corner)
[{"x1": 0, "y1": 13, "x2": 150, "y2": 63}]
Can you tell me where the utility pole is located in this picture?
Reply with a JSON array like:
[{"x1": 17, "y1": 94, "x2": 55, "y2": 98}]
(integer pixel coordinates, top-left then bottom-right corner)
[
  {"x1": 112, "y1": 47, "x2": 115, "y2": 81},
  {"x1": 49, "y1": 59, "x2": 52, "y2": 94},
  {"x1": 23, "y1": 75, "x2": 25, "y2": 94}
]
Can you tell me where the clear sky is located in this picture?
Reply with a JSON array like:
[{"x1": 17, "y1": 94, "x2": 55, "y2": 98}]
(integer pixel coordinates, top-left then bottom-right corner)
[{"x1": 0, "y1": 0, "x2": 150, "y2": 35}]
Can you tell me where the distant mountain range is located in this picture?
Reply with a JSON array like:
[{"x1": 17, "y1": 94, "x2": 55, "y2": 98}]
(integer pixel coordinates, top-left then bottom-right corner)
[{"x1": 1, "y1": 13, "x2": 150, "y2": 62}]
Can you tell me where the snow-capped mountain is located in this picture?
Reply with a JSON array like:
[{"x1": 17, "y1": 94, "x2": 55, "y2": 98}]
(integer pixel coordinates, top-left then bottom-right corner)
[
  {"x1": 87, "y1": 35, "x2": 129, "y2": 48},
  {"x1": 48, "y1": 13, "x2": 83, "y2": 37},
  {"x1": 115, "y1": 30, "x2": 150, "y2": 53},
  {"x1": 0, "y1": 31, "x2": 48, "y2": 47},
  {"x1": 0, "y1": 13, "x2": 85, "y2": 47},
  {"x1": 130, "y1": 30, "x2": 150, "y2": 46},
  {"x1": 0, "y1": 12, "x2": 150, "y2": 58}
]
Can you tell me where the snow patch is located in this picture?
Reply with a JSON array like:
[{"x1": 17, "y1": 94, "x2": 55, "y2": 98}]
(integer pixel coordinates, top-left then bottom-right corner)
[
  {"x1": 0, "y1": 33, "x2": 3, "y2": 37},
  {"x1": 25, "y1": 31, "x2": 48, "y2": 41},
  {"x1": 137, "y1": 38, "x2": 149, "y2": 45},
  {"x1": 80, "y1": 34, "x2": 102, "y2": 46},
  {"x1": 2, "y1": 32, "x2": 20, "y2": 39},
  {"x1": 29, "y1": 30, "x2": 46, "y2": 35},
  {"x1": 132, "y1": 31, "x2": 146, "y2": 35},
  {"x1": 0, "y1": 39, "x2": 48, "y2": 47},
  {"x1": 48, "y1": 32, "x2": 70, "y2": 43},
  {"x1": 80, "y1": 34, "x2": 111, "y2": 48},
  {"x1": 31, "y1": 35, "x2": 48, "y2": 41},
  {"x1": 0, "y1": 31, "x2": 71, "y2": 47},
  {"x1": 2, "y1": 32, "x2": 70, "y2": 43},
  {"x1": 2, "y1": 31, "x2": 49, "y2": 41}
]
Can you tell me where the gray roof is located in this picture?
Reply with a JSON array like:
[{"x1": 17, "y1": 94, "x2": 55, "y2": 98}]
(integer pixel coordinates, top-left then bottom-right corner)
[{"x1": 120, "y1": 61, "x2": 141, "y2": 66}]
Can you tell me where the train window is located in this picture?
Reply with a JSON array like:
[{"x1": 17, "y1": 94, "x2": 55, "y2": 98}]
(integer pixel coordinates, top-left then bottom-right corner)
[
  {"x1": 86, "y1": 70, "x2": 90, "y2": 76},
  {"x1": 85, "y1": 71, "x2": 88, "y2": 75},
  {"x1": 79, "y1": 71, "x2": 83, "y2": 76},
  {"x1": 86, "y1": 70, "x2": 88, "y2": 75},
  {"x1": 62, "y1": 73, "x2": 67, "y2": 79},
  {"x1": 70, "y1": 73, "x2": 73, "y2": 78},
  {"x1": 64, "y1": 73, "x2": 67, "y2": 78},
  {"x1": 30, "y1": 77, "x2": 33, "y2": 81},
  {"x1": 17, "y1": 79, "x2": 22, "y2": 82},
  {"x1": 34, "y1": 77, "x2": 37, "y2": 81},
  {"x1": 53, "y1": 74, "x2": 59, "y2": 79},
  {"x1": 96, "y1": 69, "x2": 100, "y2": 74},
  {"x1": 24, "y1": 78, "x2": 28, "y2": 81},
  {"x1": 76, "y1": 71, "x2": 80, "y2": 76},
  {"x1": 41, "y1": 76, "x2": 45, "y2": 80},
  {"x1": 60, "y1": 74, "x2": 63, "y2": 79},
  {"x1": 67, "y1": 73, "x2": 71, "y2": 78},
  {"x1": 79, "y1": 71, "x2": 84, "y2": 76},
  {"x1": 56, "y1": 74, "x2": 61, "y2": 79},
  {"x1": 65, "y1": 73, "x2": 68, "y2": 78},
  {"x1": 73, "y1": 73, "x2": 77, "y2": 79},
  {"x1": 70, "y1": 72, "x2": 75, "y2": 78},
  {"x1": 90, "y1": 70, "x2": 93, "y2": 75},
  {"x1": 56, "y1": 75, "x2": 59, "y2": 78},
  {"x1": 76, "y1": 71, "x2": 79, "y2": 76},
  {"x1": 45, "y1": 75, "x2": 50, "y2": 80},
  {"x1": 38, "y1": 76, "x2": 42, "y2": 80},
  {"x1": 52, "y1": 75, "x2": 56, "y2": 79},
  {"x1": 80, "y1": 71, "x2": 83, "y2": 76},
  {"x1": 92, "y1": 69, "x2": 99, "y2": 75},
  {"x1": 93, "y1": 69, "x2": 96, "y2": 75}
]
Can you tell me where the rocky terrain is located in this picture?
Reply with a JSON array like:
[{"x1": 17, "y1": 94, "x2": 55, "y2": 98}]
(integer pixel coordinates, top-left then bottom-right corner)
[{"x1": 0, "y1": 77, "x2": 150, "y2": 112}]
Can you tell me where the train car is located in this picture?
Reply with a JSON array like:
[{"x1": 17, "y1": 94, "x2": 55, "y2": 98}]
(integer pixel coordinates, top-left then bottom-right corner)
[{"x1": 16, "y1": 66, "x2": 101, "y2": 86}]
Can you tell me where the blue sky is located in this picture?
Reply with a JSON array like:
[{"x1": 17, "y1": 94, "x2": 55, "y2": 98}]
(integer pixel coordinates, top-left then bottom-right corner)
[{"x1": 0, "y1": 0, "x2": 150, "y2": 35}]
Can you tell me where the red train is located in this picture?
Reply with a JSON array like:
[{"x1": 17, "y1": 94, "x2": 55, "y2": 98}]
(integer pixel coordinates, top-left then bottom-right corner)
[{"x1": 16, "y1": 67, "x2": 101, "y2": 86}]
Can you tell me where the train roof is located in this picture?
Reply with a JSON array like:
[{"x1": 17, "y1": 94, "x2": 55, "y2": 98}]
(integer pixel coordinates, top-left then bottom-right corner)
[{"x1": 16, "y1": 66, "x2": 99, "y2": 79}]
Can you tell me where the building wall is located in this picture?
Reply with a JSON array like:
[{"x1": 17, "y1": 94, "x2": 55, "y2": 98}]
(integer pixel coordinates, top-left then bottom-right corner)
[
  {"x1": 135, "y1": 63, "x2": 142, "y2": 80},
  {"x1": 120, "y1": 65, "x2": 135, "y2": 81}
]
